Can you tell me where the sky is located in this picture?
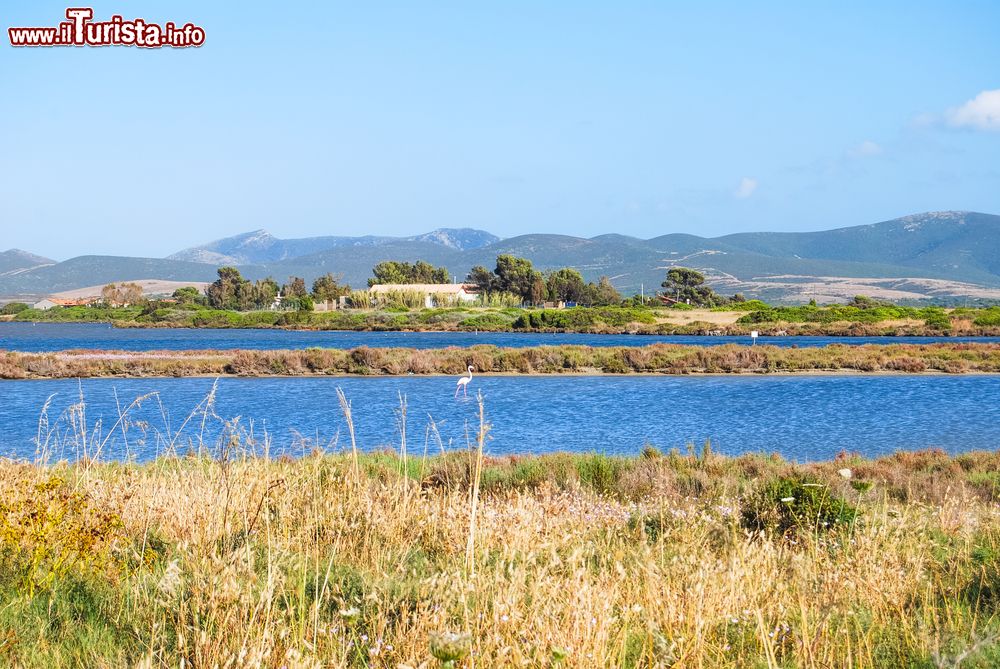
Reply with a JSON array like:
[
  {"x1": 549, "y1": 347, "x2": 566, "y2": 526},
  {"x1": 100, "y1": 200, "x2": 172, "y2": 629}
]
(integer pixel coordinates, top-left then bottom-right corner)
[{"x1": 2, "y1": 1, "x2": 999, "y2": 260}]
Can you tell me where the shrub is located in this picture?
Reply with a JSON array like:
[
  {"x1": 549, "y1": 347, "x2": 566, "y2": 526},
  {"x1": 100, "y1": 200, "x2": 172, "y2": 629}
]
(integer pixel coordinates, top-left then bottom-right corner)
[
  {"x1": 716, "y1": 300, "x2": 769, "y2": 312},
  {"x1": 973, "y1": 307, "x2": 1000, "y2": 327},
  {"x1": 575, "y1": 454, "x2": 626, "y2": 495},
  {"x1": 0, "y1": 302, "x2": 29, "y2": 315},
  {"x1": 459, "y1": 313, "x2": 512, "y2": 331},
  {"x1": 513, "y1": 307, "x2": 655, "y2": 330},
  {"x1": 741, "y1": 474, "x2": 857, "y2": 536},
  {"x1": 922, "y1": 309, "x2": 952, "y2": 331},
  {"x1": 962, "y1": 539, "x2": 1000, "y2": 613}
]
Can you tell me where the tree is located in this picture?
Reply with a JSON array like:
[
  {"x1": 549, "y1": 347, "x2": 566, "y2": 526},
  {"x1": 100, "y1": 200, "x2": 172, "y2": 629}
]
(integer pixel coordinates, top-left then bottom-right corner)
[
  {"x1": 1, "y1": 302, "x2": 29, "y2": 315},
  {"x1": 466, "y1": 265, "x2": 498, "y2": 296},
  {"x1": 206, "y1": 267, "x2": 246, "y2": 309},
  {"x1": 312, "y1": 273, "x2": 349, "y2": 302},
  {"x1": 368, "y1": 261, "x2": 451, "y2": 286},
  {"x1": 586, "y1": 276, "x2": 621, "y2": 306},
  {"x1": 282, "y1": 276, "x2": 308, "y2": 298},
  {"x1": 412, "y1": 260, "x2": 450, "y2": 284},
  {"x1": 494, "y1": 255, "x2": 542, "y2": 302},
  {"x1": 545, "y1": 268, "x2": 587, "y2": 303},
  {"x1": 530, "y1": 276, "x2": 547, "y2": 305},
  {"x1": 848, "y1": 295, "x2": 889, "y2": 309},
  {"x1": 661, "y1": 267, "x2": 722, "y2": 306},
  {"x1": 254, "y1": 278, "x2": 279, "y2": 308},
  {"x1": 101, "y1": 282, "x2": 145, "y2": 307},
  {"x1": 172, "y1": 286, "x2": 202, "y2": 305}
]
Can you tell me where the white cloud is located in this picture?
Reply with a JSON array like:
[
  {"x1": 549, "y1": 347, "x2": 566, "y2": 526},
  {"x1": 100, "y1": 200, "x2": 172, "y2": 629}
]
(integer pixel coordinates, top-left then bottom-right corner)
[
  {"x1": 734, "y1": 177, "x2": 758, "y2": 199},
  {"x1": 848, "y1": 140, "x2": 883, "y2": 158},
  {"x1": 945, "y1": 89, "x2": 1000, "y2": 131}
]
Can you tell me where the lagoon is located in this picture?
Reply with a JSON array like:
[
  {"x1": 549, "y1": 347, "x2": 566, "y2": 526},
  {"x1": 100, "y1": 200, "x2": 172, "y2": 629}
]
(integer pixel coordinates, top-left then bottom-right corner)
[
  {"x1": 1, "y1": 374, "x2": 997, "y2": 462},
  {"x1": 1, "y1": 322, "x2": 996, "y2": 352}
]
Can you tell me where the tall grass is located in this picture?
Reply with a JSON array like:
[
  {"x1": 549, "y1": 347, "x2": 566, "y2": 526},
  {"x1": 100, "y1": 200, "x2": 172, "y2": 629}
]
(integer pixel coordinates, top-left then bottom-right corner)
[{"x1": 2, "y1": 391, "x2": 1000, "y2": 666}]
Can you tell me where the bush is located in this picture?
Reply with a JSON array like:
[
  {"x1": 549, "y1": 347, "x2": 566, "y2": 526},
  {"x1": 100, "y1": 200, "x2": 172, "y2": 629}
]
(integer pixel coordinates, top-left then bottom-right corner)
[
  {"x1": 513, "y1": 307, "x2": 655, "y2": 330},
  {"x1": 575, "y1": 454, "x2": 626, "y2": 495},
  {"x1": 963, "y1": 540, "x2": 1000, "y2": 612},
  {"x1": 741, "y1": 475, "x2": 857, "y2": 536},
  {"x1": 922, "y1": 308, "x2": 952, "y2": 331},
  {"x1": 974, "y1": 307, "x2": 1000, "y2": 327},
  {"x1": 459, "y1": 313, "x2": 512, "y2": 331},
  {"x1": 715, "y1": 300, "x2": 770, "y2": 312},
  {"x1": 0, "y1": 302, "x2": 29, "y2": 315},
  {"x1": 738, "y1": 304, "x2": 921, "y2": 325}
]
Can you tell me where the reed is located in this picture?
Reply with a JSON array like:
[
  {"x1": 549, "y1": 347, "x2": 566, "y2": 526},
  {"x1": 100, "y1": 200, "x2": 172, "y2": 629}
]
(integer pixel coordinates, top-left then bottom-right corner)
[{"x1": 3, "y1": 342, "x2": 1000, "y2": 379}]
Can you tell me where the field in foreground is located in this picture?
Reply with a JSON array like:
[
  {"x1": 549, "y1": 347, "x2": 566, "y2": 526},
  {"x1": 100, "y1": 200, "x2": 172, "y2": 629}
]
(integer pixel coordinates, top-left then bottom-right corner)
[{"x1": 3, "y1": 445, "x2": 1000, "y2": 667}]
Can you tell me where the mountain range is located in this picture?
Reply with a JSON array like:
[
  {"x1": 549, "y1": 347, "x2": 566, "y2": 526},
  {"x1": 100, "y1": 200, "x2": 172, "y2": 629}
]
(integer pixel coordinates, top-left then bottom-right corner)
[
  {"x1": 167, "y1": 228, "x2": 500, "y2": 265},
  {"x1": 3, "y1": 212, "x2": 1000, "y2": 304}
]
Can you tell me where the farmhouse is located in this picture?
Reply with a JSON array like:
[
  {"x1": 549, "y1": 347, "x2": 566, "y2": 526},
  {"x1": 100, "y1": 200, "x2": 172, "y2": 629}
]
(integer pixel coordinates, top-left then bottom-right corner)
[
  {"x1": 368, "y1": 283, "x2": 479, "y2": 308},
  {"x1": 32, "y1": 297, "x2": 94, "y2": 310}
]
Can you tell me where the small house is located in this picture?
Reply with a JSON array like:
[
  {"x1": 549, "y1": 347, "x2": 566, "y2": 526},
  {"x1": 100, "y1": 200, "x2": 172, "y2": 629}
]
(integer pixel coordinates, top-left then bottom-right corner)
[{"x1": 32, "y1": 297, "x2": 93, "y2": 310}]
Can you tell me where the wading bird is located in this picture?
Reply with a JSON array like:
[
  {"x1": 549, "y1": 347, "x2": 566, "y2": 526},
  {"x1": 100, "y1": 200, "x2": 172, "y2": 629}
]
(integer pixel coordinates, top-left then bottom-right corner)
[{"x1": 455, "y1": 365, "x2": 474, "y2": 398}]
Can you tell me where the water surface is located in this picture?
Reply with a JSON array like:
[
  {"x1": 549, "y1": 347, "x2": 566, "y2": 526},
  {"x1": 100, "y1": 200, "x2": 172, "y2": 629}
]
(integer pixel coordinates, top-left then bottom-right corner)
[
  {"x1": 2, "y1": 375, "x2": 996, "y2": 462},
  {"x1": 1, "y1": 322, "x2": 994, "y2": 352}
]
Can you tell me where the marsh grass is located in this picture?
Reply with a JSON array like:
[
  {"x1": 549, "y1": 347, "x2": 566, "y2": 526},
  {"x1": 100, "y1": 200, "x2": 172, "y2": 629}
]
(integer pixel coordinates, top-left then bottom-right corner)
[
  {"x1": 4, "y1": 342, "x2": 1000, "y2": 380},
  {"x1": 1, "y1": 390, "x2": 1000, "y2": 667}
]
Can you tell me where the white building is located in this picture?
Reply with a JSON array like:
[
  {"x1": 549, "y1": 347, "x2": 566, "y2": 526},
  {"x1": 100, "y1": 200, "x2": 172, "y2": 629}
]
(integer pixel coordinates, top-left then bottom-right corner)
[{"x1": 32, "y1": 297, "x2": 92, "y2": 310}]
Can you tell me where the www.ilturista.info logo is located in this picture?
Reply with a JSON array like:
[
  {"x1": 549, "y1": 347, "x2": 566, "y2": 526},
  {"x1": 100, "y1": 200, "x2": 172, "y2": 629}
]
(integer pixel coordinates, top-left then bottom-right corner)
[{"x1": 8, "y1": 8, "x2": 205, "y2": 48}]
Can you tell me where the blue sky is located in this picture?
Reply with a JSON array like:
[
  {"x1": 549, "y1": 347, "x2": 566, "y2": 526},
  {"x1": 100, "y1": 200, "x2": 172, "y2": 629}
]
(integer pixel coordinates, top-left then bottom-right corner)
[{"x1": 2, "y1": 1, "x2": 999, "y2": 259}]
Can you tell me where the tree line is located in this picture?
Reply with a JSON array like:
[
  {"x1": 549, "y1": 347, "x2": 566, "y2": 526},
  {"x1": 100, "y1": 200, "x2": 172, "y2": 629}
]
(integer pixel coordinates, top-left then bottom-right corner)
[
  {"x1": 466, "y1": 255, "x2": 622, "y2": 306},
  {"x1": 175, "y1": 258, "x2": 737, "y2": 312},
  {"x1": 183, "y1": 268, "x2": 351, "y2": 311}
]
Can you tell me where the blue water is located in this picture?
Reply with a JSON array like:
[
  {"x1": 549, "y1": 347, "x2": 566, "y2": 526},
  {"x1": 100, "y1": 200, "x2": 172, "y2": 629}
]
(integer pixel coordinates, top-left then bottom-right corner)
[
  {"x1": 2, "y1": 375, "x2": 997, "y2": 462},
  {"x1": 1, "y1": 322, "x2": 995, "y2": 352}
]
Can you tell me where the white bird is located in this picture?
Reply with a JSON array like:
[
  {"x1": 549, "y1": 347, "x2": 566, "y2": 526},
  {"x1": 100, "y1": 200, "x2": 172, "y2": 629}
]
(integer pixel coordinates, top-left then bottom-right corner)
[{"x1": 455, "y1": 365, "x2": 474, "y2": 398}]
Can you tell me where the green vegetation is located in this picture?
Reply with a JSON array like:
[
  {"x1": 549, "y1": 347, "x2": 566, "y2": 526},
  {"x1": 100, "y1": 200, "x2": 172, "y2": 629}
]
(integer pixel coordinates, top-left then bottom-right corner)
[
  {"x1": 467, "y1": 254, "x2": 622, "y2": 305},
  {"x1": 740, "y1": 472, "x2": 858, "y2": 535},
  {"x1": 15, "y1": 297, "x2": 1000, "y2": 336},
  {"x1": 972, "y1": 306, "x2": 1000, "y2": 327},
  {"x1": 512, "y1": 306, "x2": 656, "y2": 330},
  {"x1": 4, "y1": 446, "x2": 1000, "y2": 667},
  {"x1": 368, "y1": 260, "x2": 451, "y2": 286},
  {"x1": 0, "y1": 302, "x2": 30, "y2": 315},
  {"x1": 14, "y1": 254, "x2": 1000, "y2": 337},
  {"x1": 736, "y1": 295, "x2": 980, "y2": 332}
]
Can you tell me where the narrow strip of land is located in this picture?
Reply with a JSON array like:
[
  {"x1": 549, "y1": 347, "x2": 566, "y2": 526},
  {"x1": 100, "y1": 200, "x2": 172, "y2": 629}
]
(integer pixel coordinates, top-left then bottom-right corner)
[{"x1": 2, "y1": 342, "x2": 999, "y2": 379}]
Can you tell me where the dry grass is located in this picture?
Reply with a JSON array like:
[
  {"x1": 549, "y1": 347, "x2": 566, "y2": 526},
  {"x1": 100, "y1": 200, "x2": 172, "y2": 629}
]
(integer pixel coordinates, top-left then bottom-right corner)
[
  {"x1": 3, "y1": 447, "x2": 1000, "y2": 668},
  {"x1": 655, "y1": 310, "x2": 744, "y2": 326},
  {"x1": 2, "y1": 342, "x2": 1000, "y2": 379}
]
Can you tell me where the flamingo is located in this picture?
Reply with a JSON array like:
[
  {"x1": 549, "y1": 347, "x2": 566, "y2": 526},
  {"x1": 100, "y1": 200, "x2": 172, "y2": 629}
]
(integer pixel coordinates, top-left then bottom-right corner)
[{"x1": 455, "y1": 365, "x2": 474, "y2": 398}]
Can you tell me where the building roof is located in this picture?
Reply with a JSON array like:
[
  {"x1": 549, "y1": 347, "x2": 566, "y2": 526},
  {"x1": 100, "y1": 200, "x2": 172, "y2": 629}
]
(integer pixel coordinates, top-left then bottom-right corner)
[
  {"x1": 368, "y1": 283, "x2": 478, "y2": 294},
  {"x1": 36, "y1": 297, "x2": 93, "y2": 306}
]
